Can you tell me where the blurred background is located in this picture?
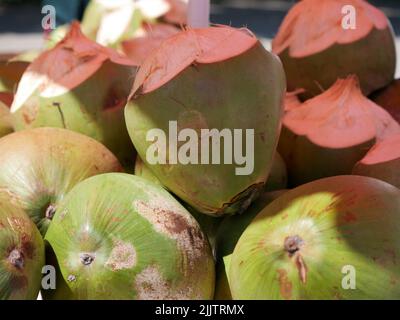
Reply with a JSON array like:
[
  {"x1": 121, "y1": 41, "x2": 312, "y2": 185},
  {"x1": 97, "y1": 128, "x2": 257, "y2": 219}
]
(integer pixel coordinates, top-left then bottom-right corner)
[{"x1": 0, "y1": 0, "x2": 400, "y2": 74}]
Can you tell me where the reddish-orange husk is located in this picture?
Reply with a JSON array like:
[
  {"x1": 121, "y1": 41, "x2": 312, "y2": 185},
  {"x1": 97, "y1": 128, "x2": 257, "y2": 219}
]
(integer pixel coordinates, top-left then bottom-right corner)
[
  {"x1": 0, "y1": 92, "x2": 13, "y2": 107},
  {"x1": 122, "y1": 23, "x2": 180, "y2": 66},
  {"x1": 272, "y1": 0, "x2": 396, "y2": 99},
  {"x1": 353, "y1": 133, "x2": 400, "y2": 188},
  {"x1": 278, "y1": 75, "x2": 400, "y2": 187},
  {"x1": 163, "y1": 0, "x2": 188, "y2": 26},
  {"x1": 284, "y1": 90, "x2": 303, "y2": 112},
  {"x1": 11, "y1": 22, "x2": 137, "y2": 166},
  {"x1": 370, "y1": 79, "x2": 400, "y2": 124}
]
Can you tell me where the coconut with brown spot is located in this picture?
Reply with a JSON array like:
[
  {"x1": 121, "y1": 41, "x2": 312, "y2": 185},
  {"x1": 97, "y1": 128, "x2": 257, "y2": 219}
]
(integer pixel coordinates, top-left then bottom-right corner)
[
  {"x1": 0, "y1": 199, "x2": 45, "y2": 300},
  {"x1": 228, "y1": 175, "x2": 400, "y2": 299},
  {"x1": 44, "y1": 173, "x2": 215, "y2": 300},
  {"x1": 10, "y1": 23, "x2": 137, "y2": 166},
  {"x1": 125, "y1": 25, "x2": 285, "y2": 216},
  {"x1": 0, "y1": 127, "x2": 122, "y2": 235}
]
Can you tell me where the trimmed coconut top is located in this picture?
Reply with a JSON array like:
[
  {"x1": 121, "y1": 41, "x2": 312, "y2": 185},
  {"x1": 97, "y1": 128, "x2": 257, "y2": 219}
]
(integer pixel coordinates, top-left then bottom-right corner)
[
  {"x1": 164, "y1": 0, "x2": 188, "y2": 25},
  {"x1": 130, "y1": 25, "x2": 258, "y2": 97},
  {"x1": 122, "y1": 23, "x2": 180, "y2": 66},
  {"x1": 283, "y1": 76, "x2": 400, "y2": 149},
  {"x1": 11, "y1": 22, "x2": 135, "y2": 113},
  {"x1": 272, "y1": 0, "x2": 389, "y2": 57},
  {"x1": 359, "y1": 134, "x2": 400, "y2": 165},
  {"x1": 0, "y1": 92, "x2": 13, "y2": 107},
  {"x1": 284, "y1": 90, "x2": 303, "y2": 112}
]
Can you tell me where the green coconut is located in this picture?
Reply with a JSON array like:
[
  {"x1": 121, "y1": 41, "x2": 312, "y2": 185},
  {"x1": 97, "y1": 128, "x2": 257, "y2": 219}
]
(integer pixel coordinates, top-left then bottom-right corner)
[
  {"x1": 134, "y1": 155, "x2": 163, "y2": 186},
  {"x1": 134, "y1": 156, "x2": 221, "y2": 253},
  {"x1": 0, "y1": 98, "x2": 13, "y2": 138},
  {"x1": 125, "y1": 25, "x2": 286, "y2": 216},
  {"x1": 278, "y1": 76, "x2": 400, "y2": 187},
  {"x1": 214, "y1": 190, "x2": 287, "y2": 300},
  {"x1": 0, "y1": 200, "x2": 45, "y2": 300},
  {"x1": 10, "y1": 23, "x2": 137, "y2": 166},
  {"x1": 44, "y1": 173, "x2": 215, "y2": 300},
  {"x1": 229, "y1": 175, "x2": 400, "y2": 300},
  {"x1": 0, "y1": 128, "x2": 122, "y2": 235},
  {"x1": 265, "y1": 153, "x2": 287, "y2": 192},
  {"x1": 353, "y1": 133, "x2": 400, "y2": 188},
  {"x1": 272, "y1": 0, "x2": 396, "y2": 99}
]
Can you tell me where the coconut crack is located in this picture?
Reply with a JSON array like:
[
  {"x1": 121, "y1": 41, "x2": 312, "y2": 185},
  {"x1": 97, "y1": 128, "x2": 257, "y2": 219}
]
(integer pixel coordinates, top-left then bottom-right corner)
[
  {"x1": 8, "y1": 249, "x2": 24, "y2": 270},
  {"x1": 80, "y1": 253, "x2": 95, "y2": 266},
  {"x1": 45, "y1": 204, "x2": 57, "y2": 220},
  {"x1": 284, "y1": 235, "x2": 308, "y2": 284}
]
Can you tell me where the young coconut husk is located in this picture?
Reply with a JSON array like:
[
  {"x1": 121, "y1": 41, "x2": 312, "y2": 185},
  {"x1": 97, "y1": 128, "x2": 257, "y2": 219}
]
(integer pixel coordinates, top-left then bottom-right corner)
[
  {"x1": 0, "y1": 58, "x2": 30, "y2": 94},
  {"x1": 0, "y1": 200, "x2": 45, "y2": 300},
  {"x1": 272, "y1": 0, "x2": 396, "y2": 99},
  {"x1": 122, "y1": 22, "x2": 180, "y2": 66},
  {"x1": 264, "y1": 152, "x2": 287, "y2": 192},
  {"x1": 125, "y1": 25, "x2": 286, "y2": 216},
  {"x1": 229, "y1": 175, "x2": 400, "y2": 300},
  {"x1": 11, "y1": 23, "x2": 137, "y2": 166},
  {"x1": 353, "y1": 133, "x2": 400, "y2": 188},
  {"x1": 370, "y1": 79, "x2": 400, "y2": 124},
  {"x1": 134, "y1": 156, "x2": 222, "y2": 253},
  {"x1": 0, "y1": 128, "x2": 122, "y2": 235},
  {"x1": 0, "y1": 97, "x2": 13, "y2": 138},
  {"x1": 162, "y1": 0, "x2": 188, "y2": 26},
  {"x1": 278, "y1": 76, "x2": 400, "y2": 187},
  {"x1": 44, "y1": 173, "x2": 215, "y2": 300},
  {"x1": 214, "y1": 190, "x2": 287, "y2": 300}
]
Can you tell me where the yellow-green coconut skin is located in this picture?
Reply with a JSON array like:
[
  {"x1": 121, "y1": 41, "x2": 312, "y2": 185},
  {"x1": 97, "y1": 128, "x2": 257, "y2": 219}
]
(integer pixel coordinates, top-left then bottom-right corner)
[{"x1": 44, "y1": 173, "x2": 215, "y2": 300}]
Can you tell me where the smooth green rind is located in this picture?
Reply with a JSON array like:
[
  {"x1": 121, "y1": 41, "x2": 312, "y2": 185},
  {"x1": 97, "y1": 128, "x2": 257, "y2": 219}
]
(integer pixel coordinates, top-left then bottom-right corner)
[
  {"x1": 134, "y1": 156, "x2": 222, "y2": 253},
  {"x1": 0, "y1": 101, "x2": 13, "y2": 138},
  {"x1": 12, "y1": 61, "x2": 137, "y2": 167},
  {"x1": 0, "y1": 128, "x2": 122, "y2": 235},
  {"x1": 279, "y1": 27, "x2": 396, "y2": 99},
  {"x1": 214, "y1": 190, "x2": 287, "y2": 300},
  {"x1": 278, "y1": 126, "x2": 374, "y2": 187},
  {"x1": 44, "y1": 173, "x2": 215, "y2": 300},
  {"x1": 134, "y1": 156, "x2": 163, "y2": 186},
  {"x1": 0, "y1": 201, "x2": 45, "y2": 300},
  {"x1": 229, "y1": 175, "x2": 400, "y2": 300},
  {"x1": 125, "y1": 43, "x2": 285, "y2": 216},
  {"x1": 353, "y1": 159, "x2": 400, "y2": 189}
]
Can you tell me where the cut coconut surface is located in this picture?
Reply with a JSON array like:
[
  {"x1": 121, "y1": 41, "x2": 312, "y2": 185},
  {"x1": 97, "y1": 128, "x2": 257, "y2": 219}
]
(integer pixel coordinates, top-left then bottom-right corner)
[
  {"x1": 272, "y1": 0, "x2": 396, "y2": 98},
  {"x1": 10, "y1": 23, "x2": 137, "y2": 166},
  {"x1": 284, "y1": 90, "x2": 303, "y2": 112},
  {"x1": 371, "y1": 79, "x2": 400, "y2": 124},
  {"x1": 353, "y1": 133, "x2": 400, "y2": 188},
  {"x1": 163, "y1": 0, "x2": 188, "y2": 25},
  {"x1": 278, "y1": 76, "x2": 400, "y2": 186},
  {"x1": 122, "y1": 23, "x2": 180, "y2": 65},
  {"x1": 131, "y1": 25, "x2": 258, "y2": 96},
  {"x1": 126, "y1": 25, "x2": 285, "y2": 216},
  {"x1": 12, "y1": 22, "x2": 134, "y2": 113}
]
